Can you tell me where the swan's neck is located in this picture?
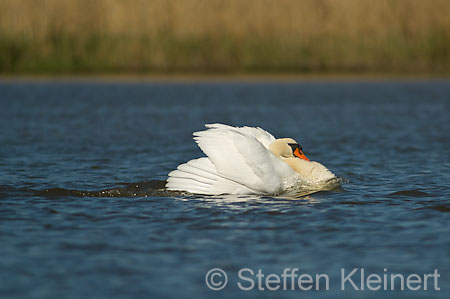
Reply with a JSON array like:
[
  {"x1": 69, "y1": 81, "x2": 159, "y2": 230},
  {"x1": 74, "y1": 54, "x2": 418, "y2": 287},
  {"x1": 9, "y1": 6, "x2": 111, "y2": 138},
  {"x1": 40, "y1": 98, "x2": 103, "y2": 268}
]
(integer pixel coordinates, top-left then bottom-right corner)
[
  {"x1": 282, "y1": 157, "x2": 335, "y2": 183},
  {"x1": 283, "y1": 158, "x2": 312, "y2": 176}
]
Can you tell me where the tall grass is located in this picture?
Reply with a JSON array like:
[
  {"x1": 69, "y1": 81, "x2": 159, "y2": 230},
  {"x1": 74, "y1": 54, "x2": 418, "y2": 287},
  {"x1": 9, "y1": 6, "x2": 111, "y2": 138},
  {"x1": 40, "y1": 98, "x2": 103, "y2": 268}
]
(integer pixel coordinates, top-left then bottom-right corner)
[{"x1": 0, "y1": 0, "x2": 449, "y2": 74}]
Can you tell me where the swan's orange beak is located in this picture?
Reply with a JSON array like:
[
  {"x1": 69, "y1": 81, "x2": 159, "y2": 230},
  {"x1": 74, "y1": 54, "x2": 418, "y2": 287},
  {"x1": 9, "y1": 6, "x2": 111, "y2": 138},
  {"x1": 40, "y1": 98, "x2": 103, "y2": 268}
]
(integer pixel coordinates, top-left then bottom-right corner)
[{"x1": 294, "y1": 148, "x2": 310, "y2": 161}]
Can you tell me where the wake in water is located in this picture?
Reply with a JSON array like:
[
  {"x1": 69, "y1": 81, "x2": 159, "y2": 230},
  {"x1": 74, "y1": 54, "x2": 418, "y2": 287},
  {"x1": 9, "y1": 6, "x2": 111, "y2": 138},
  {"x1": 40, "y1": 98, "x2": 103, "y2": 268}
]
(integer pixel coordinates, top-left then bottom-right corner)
[
  {"x1": 3, "y1": 180, "x2": 446, "y2": 207},
  {"x1": 0, "y1": 177, "x2": 343, "y2": 200},
  {"x1": 33, "y1": 178, "x2": 343, "y2": 199},
  {"x1": 35, "y1": 180, "x2": 171, "y2": 198}
]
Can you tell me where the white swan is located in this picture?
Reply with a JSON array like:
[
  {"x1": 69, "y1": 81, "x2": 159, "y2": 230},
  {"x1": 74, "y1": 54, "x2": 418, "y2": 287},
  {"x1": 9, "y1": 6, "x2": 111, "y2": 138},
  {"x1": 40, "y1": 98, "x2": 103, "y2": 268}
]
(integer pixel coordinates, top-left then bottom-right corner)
[{"x1": 166, "y1": 124, "x2": 337, "y2": 195}]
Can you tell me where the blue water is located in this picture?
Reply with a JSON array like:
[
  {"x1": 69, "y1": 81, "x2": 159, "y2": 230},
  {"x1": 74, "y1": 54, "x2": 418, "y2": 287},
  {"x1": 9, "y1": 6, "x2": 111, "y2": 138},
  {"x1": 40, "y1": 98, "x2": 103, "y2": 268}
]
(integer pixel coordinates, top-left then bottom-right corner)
[{"x1": 0, "y1": 80, "x2": 449, "y2": 298}]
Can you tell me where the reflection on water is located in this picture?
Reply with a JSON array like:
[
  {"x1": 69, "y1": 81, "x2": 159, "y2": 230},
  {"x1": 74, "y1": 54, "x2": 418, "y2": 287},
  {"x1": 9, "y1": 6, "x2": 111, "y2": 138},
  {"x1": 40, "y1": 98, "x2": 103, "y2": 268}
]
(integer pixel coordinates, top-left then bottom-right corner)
[{"x1": 1, "y1": 80, "x2": 449, "y2": 299}]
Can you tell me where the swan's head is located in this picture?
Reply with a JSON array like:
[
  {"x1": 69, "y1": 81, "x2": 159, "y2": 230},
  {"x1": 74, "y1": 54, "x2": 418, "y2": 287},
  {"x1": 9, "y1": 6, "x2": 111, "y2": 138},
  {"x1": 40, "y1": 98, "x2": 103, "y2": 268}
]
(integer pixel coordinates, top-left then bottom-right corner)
[{"x1": 269, "y1": 138, "x2": 310, "y2": 161}]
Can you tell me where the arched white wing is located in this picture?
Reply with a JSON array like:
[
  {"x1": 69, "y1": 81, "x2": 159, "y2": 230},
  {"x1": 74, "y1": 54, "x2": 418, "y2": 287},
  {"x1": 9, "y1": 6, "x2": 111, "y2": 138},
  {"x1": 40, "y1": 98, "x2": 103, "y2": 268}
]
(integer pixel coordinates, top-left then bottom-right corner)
[
  {"x1": 167, "y1": 124, "x2": 296, "y2": 195},
  {"x1": 204, "y1": 123, "x2": 276, "y2": 148}
]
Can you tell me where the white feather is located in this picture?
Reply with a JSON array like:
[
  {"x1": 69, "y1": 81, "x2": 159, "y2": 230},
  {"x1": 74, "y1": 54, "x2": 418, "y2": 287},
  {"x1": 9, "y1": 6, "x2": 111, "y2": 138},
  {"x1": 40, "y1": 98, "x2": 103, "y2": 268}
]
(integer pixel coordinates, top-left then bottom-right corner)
[
  {"x1": 167, "y1": 124, "x2": 297, "y2": 195},
  {"x1": 167, "y1": 157, "x2": 257, "y2": 195}
]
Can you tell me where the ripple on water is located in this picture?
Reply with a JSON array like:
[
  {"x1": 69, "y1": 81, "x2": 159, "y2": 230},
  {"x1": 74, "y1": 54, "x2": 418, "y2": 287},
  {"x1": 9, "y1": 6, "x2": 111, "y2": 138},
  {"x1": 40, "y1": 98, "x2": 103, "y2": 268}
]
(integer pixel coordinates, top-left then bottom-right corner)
[
  {"x1": 387, "y1": 189, "x2": 433, "y2": 198},
  {"x1": 1, "y1": 81, "x2": 450, "y2": 299}
]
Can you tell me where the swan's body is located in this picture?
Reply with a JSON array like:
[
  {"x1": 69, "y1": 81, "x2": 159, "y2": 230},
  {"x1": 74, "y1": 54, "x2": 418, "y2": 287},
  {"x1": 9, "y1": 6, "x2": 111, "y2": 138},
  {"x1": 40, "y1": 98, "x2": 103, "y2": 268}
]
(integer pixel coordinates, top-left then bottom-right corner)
[{"x1": 166, "y1": 124, "x2": 337, "y2": 195}]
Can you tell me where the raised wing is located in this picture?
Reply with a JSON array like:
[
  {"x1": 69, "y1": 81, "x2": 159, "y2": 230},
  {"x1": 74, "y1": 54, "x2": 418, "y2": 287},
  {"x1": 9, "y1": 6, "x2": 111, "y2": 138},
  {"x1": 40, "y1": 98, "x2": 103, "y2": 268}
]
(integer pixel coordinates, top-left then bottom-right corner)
[
  {"x1": 167, "y1": 124, "x2": 296, "y2": 195},
  {"x1": 204, "y1": 124, "x2": 276, "y2": 149},
  {"x1": 192, "y1": 124, "x2": 295, "y2": 194}
]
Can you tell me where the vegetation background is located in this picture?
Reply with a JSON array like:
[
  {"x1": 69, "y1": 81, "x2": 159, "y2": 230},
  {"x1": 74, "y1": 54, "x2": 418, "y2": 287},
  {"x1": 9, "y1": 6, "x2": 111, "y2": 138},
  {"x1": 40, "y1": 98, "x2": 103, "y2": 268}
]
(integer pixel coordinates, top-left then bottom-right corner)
[{"x1": 0, "y1": 0, "x2": 449, "y2": 75}]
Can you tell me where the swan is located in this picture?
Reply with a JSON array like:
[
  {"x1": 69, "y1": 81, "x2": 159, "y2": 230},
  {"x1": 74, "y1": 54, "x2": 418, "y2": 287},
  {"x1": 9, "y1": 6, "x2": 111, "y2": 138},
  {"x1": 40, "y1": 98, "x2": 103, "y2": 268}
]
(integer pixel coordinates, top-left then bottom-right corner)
[{"x1": 166, "y1": 124, "x2": 337, "y2": 195}]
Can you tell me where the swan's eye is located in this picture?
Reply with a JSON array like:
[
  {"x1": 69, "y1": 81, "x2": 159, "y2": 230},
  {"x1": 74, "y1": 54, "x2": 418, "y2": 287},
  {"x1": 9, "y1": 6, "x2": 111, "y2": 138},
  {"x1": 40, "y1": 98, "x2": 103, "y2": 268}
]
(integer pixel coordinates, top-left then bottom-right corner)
[{"x1": 288, "y1": 143, "x2": 299, "y2": 153}]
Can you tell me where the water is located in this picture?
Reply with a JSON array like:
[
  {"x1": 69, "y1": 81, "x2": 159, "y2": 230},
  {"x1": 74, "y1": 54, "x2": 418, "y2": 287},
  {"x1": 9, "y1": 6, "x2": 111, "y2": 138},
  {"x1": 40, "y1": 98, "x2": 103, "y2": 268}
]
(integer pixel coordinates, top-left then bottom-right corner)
[{"x1": 0, "y1": 80, "x2": 449, "y2": 298}]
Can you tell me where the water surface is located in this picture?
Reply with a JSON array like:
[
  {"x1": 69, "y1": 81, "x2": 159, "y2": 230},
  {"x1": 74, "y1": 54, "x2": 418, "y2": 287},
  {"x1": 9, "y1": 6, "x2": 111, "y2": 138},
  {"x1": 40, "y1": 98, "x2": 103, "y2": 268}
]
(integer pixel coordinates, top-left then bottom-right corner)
[{"x1": 0, "y1": 80, "x2": 449, "y2": 298}]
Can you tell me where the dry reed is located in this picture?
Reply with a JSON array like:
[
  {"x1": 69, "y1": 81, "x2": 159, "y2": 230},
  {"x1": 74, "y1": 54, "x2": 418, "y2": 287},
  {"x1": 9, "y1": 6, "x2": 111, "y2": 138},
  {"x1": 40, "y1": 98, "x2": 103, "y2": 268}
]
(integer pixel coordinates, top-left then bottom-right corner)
[{"x1": 0, "y1": 0, "x2": 449, "y2": 74}]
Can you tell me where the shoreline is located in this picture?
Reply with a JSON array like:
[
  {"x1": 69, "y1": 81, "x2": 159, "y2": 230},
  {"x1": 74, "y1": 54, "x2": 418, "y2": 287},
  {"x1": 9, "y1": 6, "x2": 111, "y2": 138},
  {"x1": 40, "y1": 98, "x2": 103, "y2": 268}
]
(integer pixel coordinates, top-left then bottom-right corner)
[{"x1": 1, "y1": 73, "x2": 450, "y2": 83}]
